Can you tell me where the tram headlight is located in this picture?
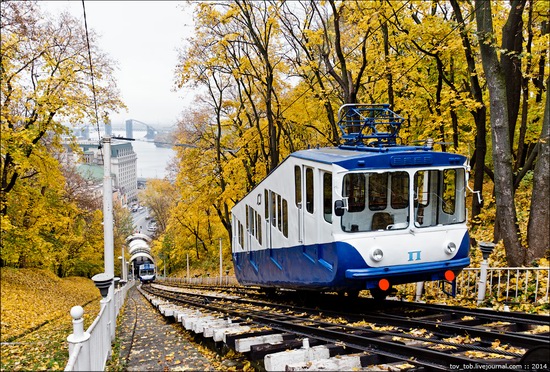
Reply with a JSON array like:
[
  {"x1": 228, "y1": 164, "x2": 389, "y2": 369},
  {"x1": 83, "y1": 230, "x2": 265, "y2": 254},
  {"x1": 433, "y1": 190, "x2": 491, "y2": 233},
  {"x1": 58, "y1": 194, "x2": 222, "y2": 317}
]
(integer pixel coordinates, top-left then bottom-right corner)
[
  {"x1": 370, "y1": 248, "x2": 384, "y2": 262},
  {"x1": 445, "y1": 242, "x2": 457, "y2": 255}
]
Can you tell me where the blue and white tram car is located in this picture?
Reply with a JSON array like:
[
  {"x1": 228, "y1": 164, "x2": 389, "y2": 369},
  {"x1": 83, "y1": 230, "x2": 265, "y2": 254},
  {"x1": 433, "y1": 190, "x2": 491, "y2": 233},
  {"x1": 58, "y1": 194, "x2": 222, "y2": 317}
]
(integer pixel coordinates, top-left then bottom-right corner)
[
  {"x1": 231, "y1": 104, "x2": 470, "y2": 298},
  {"x1": 138, "y1": 263, "x2": 156, "y2": 284}
]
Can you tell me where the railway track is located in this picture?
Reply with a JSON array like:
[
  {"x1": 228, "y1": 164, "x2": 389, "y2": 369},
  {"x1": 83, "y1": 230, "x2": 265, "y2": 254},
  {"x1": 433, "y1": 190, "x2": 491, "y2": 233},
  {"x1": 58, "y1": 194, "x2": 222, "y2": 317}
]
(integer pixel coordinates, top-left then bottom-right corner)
[{"x1": 140, "y1": 283, "x2": 549, "y2": 371}]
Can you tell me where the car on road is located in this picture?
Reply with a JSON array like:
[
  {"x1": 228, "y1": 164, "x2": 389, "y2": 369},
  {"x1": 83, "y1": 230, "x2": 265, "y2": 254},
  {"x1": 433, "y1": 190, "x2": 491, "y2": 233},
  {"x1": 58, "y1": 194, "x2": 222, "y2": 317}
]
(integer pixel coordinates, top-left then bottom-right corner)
[{"x1": 147, "y1": 221, "x2": 157, "y2": 232}]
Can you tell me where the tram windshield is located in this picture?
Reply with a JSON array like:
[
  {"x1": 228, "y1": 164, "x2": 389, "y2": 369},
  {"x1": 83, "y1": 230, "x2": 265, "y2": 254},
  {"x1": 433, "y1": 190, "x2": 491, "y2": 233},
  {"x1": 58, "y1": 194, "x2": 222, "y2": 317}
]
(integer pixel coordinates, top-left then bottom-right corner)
[
  {"x1": 140, "y1": 268, "x2": 155, "y2": 275},
  {"x1": 340, "y1": 168, "x2": 465, "y2": 232}
]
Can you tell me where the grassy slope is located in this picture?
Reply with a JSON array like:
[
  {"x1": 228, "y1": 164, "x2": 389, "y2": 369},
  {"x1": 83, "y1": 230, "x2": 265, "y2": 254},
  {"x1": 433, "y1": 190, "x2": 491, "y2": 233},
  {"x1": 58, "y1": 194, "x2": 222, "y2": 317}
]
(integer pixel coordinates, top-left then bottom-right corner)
[{"x1": 1, "y1": 268, "x2": 101, "y2": 370}]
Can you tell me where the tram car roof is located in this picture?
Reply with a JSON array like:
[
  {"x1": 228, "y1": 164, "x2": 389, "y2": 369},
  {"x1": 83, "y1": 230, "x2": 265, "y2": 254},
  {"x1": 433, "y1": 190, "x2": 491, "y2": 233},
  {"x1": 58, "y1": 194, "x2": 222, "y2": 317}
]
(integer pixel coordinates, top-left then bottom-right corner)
[
  {"x1": 288, "y1": 103, "x2": 468, "y2": 171},
  {"x1": 290, "y1": 145, "x2": 467, "y2": 171}
]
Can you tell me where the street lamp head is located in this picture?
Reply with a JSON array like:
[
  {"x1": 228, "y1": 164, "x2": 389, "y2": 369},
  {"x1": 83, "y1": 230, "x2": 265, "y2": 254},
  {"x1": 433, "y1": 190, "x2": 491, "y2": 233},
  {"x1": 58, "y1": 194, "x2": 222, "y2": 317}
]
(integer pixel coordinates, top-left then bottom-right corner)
[
  {"x1": 91, "y1": 273, "x2": 113, "y2": 298},
  {"x1": 478, "y1": 242, "x2": 496, "y2": 260}
]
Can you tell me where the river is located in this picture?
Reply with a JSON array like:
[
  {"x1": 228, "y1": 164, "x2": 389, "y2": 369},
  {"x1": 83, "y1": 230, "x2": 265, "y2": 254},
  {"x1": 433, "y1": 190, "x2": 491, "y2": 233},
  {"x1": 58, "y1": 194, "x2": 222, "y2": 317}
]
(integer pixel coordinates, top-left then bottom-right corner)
[{"x1": 114, "y1": 130, "x2": 176, "y2": 180}]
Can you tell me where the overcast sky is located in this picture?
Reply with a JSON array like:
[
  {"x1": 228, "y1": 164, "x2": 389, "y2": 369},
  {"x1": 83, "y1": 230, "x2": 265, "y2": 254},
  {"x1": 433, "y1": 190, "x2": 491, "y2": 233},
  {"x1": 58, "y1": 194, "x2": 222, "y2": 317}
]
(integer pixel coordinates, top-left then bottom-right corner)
[{"x1": 37, "y1": 1, "x2": 195, "y2": 128}]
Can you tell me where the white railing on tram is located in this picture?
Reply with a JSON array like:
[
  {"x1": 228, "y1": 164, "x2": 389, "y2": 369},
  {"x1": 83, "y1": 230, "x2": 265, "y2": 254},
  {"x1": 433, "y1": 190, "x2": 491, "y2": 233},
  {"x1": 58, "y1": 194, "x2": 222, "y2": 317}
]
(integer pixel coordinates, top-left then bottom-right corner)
[{"x1": 65, "y1": 280, "x2": 135, "y2": 372}]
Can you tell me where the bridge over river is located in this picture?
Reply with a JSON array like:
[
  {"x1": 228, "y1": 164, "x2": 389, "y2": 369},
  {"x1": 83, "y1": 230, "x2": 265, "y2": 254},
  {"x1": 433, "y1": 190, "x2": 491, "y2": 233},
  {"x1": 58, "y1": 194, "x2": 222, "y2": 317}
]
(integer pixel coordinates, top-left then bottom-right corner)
[
  {"x1": 117, "y1": 119, "x2": 175, "y2": 147},
  {"x1": 124, "y1": 119, "x2": 158, "y2": 140}
]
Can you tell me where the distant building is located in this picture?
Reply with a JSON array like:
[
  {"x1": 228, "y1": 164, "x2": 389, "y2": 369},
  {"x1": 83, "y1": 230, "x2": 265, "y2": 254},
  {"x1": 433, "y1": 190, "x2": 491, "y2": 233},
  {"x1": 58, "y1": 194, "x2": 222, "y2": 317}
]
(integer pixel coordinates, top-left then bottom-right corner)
[
  {"x1": 74, "y1": 163, "x2": 104, "y2": 202},
  {"x1": 77, "y1": 139, "x2": 138, "y2": 202},
  {"x1": 111, "y1": 141, "x2": 138, "y2": 201}
]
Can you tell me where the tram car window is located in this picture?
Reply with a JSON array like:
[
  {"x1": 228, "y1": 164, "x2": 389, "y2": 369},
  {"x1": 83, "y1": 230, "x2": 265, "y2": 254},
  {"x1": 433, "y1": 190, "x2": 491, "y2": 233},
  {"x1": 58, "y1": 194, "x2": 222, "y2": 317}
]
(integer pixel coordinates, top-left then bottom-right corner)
[
  {"x1": 294, "y1": 166, "x2": 302, "y2": 208},
  {"x1": 323, "y1": 172, "x2": 332, "y2": 223},
  {"x1": 305, "y1": 167, "x2": 314, "y2": 213}
]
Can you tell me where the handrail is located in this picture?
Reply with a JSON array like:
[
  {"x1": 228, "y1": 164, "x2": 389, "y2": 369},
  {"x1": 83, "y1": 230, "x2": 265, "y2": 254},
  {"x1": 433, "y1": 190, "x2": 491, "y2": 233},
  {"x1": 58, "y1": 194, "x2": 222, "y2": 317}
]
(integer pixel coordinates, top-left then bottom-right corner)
[
  {"x1": 64, "y1": 343, "x2": 83, "y2": 371},
  {"x1": 459, "y1": 266, "x2": 549, "y2": 302},
  {"x1": 65, "y1": 280, "x2": 135, "y2": 371}
]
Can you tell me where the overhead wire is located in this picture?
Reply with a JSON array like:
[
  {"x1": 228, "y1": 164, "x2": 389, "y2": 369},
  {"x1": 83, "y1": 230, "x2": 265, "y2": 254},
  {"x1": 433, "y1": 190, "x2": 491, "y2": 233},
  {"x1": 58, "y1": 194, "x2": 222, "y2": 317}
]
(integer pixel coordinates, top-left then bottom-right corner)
[{"x1": 81, "y1": 0, "x2": 102, "y2": 146}]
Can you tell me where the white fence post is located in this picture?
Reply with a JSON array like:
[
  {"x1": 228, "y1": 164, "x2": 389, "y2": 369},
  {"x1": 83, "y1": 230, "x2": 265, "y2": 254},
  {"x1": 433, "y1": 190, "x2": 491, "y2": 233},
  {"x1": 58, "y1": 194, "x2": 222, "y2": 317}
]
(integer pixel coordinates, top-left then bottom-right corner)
[
  {"x1": 415, "y1": 282, "x2": 424, "y2": 302},
  {"x1": 66, "y1": 306, "x2": 90, "y2": 370}
]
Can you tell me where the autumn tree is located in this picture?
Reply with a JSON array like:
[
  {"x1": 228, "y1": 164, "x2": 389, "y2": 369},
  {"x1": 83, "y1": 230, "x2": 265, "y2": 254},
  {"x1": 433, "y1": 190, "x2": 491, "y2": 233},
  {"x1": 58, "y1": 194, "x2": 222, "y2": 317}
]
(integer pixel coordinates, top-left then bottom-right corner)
[
  {"x1": 175, "y1": 30, "x2": 238, "y2": 242},
  {"x1": 1, "y1": 2, "x2": 124, "y2": 273},
  {"x1": 170, "y1": 108, "x2": 231, "y2": 260},
  {"x1": 179, "y1": 1, "x2": 287, "y2": 174},
  {"x1": 140, "y1": 179, "x2": 177, "y2": 233},
  {"x1": 167, "y1": 0, "x2": 548, "y2": 273},
  {"x1": 174, "y1": 1, "x2": 294, "y2": 253},
  {"x1": 475, "y1": 0, "x2": 548, "y2": 265},
  {"x1": 447, "y1": 0, "x2": 488, "y2": 220},
  {"x1": 55, "y1": 165, "x2": 105, "y2": 277},
  {"x1": 528, "y1": 77, "x2": 549, "y2": 262},
  {"x1": 277, "y1": 1, "x2": 341, "y2": 144},
  {"x1": 1, "y1": 2, "x2": 122, "y2": 212},
  {"x1": 232, "y1": 0, "x2": 284, "y2": 171}
]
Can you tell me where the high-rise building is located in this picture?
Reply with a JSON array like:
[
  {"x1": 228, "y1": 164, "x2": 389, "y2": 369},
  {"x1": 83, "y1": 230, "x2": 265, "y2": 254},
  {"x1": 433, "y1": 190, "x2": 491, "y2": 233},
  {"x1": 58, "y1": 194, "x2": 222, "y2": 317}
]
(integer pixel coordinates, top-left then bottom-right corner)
[
  {"x1": 110, "y1": 141, "x2": 138, "y2": 201},
  {"x1": 79, "y1": 139, "x2": 138, "y2": 202}
]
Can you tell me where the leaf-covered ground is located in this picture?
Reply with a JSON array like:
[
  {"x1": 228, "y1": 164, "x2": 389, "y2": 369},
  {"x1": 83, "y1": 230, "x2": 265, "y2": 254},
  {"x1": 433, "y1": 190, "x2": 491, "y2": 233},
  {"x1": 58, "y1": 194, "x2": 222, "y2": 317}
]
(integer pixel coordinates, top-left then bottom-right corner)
[
  {"x1": 106, "y1": 286, "x2": 252, "y2": 372},
  {"x1": 1, "y1": 268, "x2": 101, "y2": 370}
]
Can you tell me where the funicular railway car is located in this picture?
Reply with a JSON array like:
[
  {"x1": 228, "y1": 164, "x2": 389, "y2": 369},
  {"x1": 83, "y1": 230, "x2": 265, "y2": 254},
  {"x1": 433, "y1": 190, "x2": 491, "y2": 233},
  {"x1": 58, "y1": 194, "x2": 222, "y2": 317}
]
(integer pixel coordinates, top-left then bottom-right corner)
[
  {"x1": 138, "y1": 263, "x2": 156, "y2": 284},
  {"x1": 231, "y1": 104, "x2": 470, "y2": 299}
]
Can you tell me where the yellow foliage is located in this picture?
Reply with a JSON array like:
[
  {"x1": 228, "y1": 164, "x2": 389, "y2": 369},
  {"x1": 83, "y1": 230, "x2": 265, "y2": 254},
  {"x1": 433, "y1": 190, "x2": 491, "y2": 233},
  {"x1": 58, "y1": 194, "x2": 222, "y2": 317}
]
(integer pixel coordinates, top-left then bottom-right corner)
[
  {"x1": 168, "y1": 0, "x2": 549, "y2": 276},
  {"x1": 0, "y1": 268, "x2": 100, "y2": 342},
  {"x1": 0, "y1": 268, "x2": 101, "y2": 371}
]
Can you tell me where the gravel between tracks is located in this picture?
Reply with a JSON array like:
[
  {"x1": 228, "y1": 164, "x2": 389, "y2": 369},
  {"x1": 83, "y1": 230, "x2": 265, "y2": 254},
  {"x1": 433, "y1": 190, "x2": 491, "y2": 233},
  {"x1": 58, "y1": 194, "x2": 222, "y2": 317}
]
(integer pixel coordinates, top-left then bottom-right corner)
[{"x1": 115, "y1": 285, "x2": 217, "y2": 371}]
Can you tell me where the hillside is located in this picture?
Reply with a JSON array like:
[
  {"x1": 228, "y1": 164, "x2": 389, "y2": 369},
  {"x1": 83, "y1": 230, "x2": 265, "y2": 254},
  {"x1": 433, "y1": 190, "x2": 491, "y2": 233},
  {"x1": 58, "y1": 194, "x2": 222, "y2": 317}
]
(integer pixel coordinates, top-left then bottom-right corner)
[{"x1": 1, "y1": 268, "x2": 101, "y2": 370}]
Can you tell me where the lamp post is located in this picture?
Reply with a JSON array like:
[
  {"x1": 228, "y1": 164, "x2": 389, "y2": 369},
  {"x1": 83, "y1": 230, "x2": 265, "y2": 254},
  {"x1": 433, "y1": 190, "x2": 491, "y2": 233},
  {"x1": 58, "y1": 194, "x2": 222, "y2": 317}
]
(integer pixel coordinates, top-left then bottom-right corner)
[
  {"x1": 102, "y1": 135, "x2": 115, "y2": 340},
  {"x1": 477, "y1": 242, "x2": 495, "y2": 305},
  {"x1": 219, "y1": 238, "x2": 223, "y2": 285},
  {"x1": 118, "y1": 256, "x2": 126, "y2": 283}
]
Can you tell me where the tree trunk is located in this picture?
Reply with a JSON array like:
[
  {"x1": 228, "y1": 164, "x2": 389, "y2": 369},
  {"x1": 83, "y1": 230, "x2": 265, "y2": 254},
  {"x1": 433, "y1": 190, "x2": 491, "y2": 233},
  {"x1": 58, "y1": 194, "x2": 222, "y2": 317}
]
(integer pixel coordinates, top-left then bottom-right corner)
[
  {"x1": 382, "y1": 15, "x2": 394, "y2": 108},
  {"x1": 475, "y1": 0, "x2": 524, "y2": 266},
  {"x1": 527, "y1": 77, "x2": 550, "y2": 264},
  {"x1": 501, "y1": 0, "x2": 526, "y2": 152},
  {"x1": 450, "y1": 0, "x2": 487, "y2": 220}
]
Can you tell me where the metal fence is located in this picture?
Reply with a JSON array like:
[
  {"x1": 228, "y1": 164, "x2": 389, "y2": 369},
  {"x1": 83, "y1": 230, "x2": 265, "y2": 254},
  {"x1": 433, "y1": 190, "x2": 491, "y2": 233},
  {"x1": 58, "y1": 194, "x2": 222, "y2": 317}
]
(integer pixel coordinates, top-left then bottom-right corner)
[
  {"x1": 65, "y1": 280, "x2": 135, "y2": 371},
  {"x1": 400, "y1": 266, "x2": 550, "y2": 305},
  {"x1": 462, "y1": 267, "x2": 549, "y2": 303},
  {"x1": 161, "y1": 266, "x2": 550, "y2": 306}
]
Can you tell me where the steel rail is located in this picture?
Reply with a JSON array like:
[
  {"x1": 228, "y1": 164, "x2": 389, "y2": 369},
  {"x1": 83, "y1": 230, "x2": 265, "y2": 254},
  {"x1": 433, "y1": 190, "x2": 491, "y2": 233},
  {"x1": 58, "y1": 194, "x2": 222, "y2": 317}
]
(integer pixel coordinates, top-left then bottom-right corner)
[
  {"x1": 153, "y1": 284, "x2": 549, "y2": 349},
  {"x1": 144, "y1": 286, "x2": 547, "y2": 370}
]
